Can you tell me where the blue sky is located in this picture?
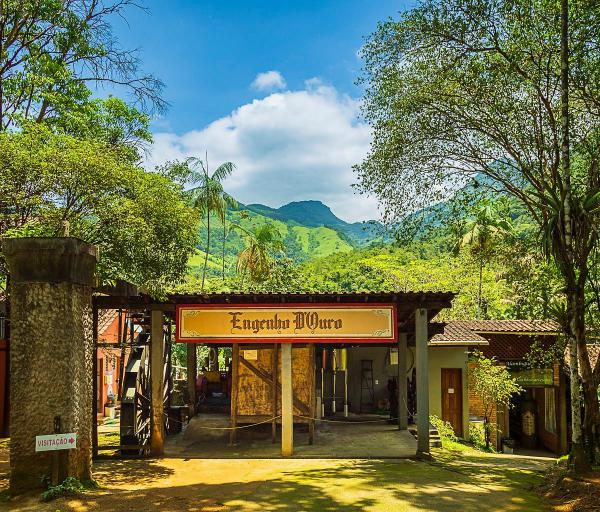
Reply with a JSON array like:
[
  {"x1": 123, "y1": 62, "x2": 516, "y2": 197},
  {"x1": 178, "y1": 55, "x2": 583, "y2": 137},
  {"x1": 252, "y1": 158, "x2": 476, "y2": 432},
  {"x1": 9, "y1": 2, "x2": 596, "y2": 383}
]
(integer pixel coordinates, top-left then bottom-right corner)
[{"x1": 111, "y1": 1, "x2": 413, "y2": 222}]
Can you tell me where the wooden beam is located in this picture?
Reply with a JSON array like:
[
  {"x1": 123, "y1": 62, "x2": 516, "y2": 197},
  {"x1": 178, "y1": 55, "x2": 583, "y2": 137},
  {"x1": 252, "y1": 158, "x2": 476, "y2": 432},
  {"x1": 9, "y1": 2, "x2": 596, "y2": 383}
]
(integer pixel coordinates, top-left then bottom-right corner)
[
  {"x1": 150, "y1": 310, "x2": 165, "y2": 456},
  {"x1": 281, "y1": 343, "x2": 293, "y2": 456},
  {"x1": 415, "y1": 308, "x2": 429, "y2": 454},
  {"x1": 271, "y1": 343, "x2": 278, "y2": 443},
  {"x1": 398, "y1": 332, "x2": 408, "y2": 430},
  {"x1": 308, "y1": 344, "x2": 315, "y2": 445},
  {"x1": 230, "y1": 343, "x2": 239, "y2": 445},
  {"x1": 187, "y1": 344, "x2": 197, "y2": 417},
  {"x1": 92, "y1": 306, "x2": 98, "y2": 459}
]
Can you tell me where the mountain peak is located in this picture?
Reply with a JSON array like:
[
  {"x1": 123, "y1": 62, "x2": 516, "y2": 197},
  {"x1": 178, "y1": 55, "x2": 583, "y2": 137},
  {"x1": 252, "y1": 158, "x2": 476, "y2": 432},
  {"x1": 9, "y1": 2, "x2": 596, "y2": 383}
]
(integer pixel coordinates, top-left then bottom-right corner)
[{"x1": 246, "y1": 200, "x2": 347, "y2": 228}]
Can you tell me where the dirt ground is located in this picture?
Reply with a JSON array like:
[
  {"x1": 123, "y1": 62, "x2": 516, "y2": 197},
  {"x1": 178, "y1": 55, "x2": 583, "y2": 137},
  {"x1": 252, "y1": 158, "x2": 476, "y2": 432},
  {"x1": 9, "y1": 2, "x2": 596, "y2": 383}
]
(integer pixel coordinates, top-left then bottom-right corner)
[
  {"x1": 539, "y1": 462, "x2": 600, "y2": 512},
  {"x1": 0, "y1": 437, "x2": 559, "y2": 512}
]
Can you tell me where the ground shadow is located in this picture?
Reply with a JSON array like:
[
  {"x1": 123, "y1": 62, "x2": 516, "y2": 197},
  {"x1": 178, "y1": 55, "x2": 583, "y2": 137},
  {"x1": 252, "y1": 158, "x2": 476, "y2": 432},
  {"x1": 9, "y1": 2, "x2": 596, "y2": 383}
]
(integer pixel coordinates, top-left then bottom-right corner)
[{"x1": 5, "y1": 451, "x2": 548, "y2": 512}]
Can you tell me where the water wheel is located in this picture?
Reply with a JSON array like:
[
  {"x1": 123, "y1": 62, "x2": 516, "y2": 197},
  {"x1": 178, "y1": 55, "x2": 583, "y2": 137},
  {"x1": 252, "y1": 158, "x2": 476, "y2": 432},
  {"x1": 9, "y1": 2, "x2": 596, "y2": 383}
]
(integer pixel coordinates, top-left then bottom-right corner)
[
  {"x1": 120, "y1": 324, "x2": 173, "y2": 455},
  {"x1": 120, "y1": 333, "x2": 151, "y2": 455}
]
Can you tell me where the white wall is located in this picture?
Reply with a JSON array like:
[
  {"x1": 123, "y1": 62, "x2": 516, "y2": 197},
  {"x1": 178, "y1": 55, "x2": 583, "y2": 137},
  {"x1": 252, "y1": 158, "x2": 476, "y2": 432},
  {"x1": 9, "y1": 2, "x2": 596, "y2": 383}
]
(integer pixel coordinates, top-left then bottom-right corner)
[{"x1": 428, "y1": 346, "x2": 470, "y2": 440}]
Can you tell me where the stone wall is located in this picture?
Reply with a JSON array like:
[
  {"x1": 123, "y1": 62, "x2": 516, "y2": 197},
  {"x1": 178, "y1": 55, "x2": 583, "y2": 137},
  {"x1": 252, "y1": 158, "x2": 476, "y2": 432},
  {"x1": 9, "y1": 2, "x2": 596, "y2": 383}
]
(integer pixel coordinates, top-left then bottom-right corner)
[{"x1": 4, "y1": 238, "x2": 96, "y2": 492}]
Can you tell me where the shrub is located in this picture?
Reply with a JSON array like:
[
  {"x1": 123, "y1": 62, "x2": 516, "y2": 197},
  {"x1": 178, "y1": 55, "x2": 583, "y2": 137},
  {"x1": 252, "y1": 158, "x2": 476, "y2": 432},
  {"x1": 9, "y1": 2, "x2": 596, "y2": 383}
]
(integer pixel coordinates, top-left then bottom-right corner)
[
  {"x1": 40, "y1": 476, "x2": 98, "y2": 502},
  {"x1": 430, "y1": 415, "x2": 457, "y2": 447}
]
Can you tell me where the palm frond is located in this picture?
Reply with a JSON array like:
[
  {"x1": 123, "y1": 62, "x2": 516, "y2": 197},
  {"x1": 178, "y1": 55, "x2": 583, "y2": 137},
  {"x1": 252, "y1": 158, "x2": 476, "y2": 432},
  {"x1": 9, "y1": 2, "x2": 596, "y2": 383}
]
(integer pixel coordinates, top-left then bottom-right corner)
[{"x1": 212, "y1": 162, "x2": 235, "y2": 182}]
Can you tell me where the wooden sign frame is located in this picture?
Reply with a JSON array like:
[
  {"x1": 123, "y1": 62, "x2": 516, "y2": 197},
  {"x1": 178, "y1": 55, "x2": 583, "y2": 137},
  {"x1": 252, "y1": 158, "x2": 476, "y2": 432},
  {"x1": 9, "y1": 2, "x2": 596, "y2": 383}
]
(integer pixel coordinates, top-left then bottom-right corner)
[{"x1": 175, "y1": 303, "x2": 397, "y2": 344}]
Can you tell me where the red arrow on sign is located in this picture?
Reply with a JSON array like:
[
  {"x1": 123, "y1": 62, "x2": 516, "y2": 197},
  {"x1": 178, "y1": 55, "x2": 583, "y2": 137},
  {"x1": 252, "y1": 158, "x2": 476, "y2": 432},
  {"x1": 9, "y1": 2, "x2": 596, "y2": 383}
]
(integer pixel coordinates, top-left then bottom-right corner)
[{"x1": 69, "y1": 437, "x2": 75, "y2": 444}]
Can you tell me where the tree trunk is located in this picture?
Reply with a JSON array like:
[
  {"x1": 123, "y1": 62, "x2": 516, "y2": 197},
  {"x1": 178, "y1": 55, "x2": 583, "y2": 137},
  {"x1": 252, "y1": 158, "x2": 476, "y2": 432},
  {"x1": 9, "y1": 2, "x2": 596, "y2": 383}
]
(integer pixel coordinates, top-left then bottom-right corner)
[
  {"x1": 222, "y1": 222, "x2": 226, "y2": 281},
  {"x1": 477, "y1": 262, "x2": 483, "y2": 319},
  {"x1": 567, "y1": 325, "x2": 587, "y2": 470},
  {"x1": 560, "y1": 0, "x2": 589, "y2": 471},
  {"x1": 201, "y1": 211, "x2": 210, "y2": 291},
  {"x1": 574, "y1": 281, "x2": 600, "y2": 464}
]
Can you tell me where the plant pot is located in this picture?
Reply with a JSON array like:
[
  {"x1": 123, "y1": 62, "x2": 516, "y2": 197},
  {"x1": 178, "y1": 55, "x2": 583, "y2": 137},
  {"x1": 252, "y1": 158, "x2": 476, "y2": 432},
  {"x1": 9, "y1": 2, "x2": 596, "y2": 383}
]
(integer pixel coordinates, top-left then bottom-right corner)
[{"x1": 104, "y1": 404, "x2": 116, "y2": 419}]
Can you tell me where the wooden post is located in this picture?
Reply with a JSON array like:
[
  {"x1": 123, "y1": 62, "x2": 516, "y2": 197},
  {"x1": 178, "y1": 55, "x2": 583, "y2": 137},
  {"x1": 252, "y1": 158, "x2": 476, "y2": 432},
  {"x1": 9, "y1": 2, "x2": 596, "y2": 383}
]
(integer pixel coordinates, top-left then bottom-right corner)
[
  {"x1": 187, "y1": 343, "x2": 197, "y2": 417},
  {"x1": 309, "y1": 344, "x2": 315, "y2": 445},
  {"x1": 398, "y1": 332, "x2": 408, "y2": 430},
  {"x1": 230, "y1": 343, "x2": 239, "y2": 445},
  {"x1": 281, "y1": 343, "x2": 293, "y2": 456},
  {"x1": 150, "y1": 310, "x2": 165, "y2": 456},
  {"x1": 271, "y1": 343, "x2": 278, "y2": 443},
  {"x1": 92, "y1": 306, "x2": 98, "y2": 458},
  {"x1": 415, "y1": 308, "x2": 429, "y2": 453}
]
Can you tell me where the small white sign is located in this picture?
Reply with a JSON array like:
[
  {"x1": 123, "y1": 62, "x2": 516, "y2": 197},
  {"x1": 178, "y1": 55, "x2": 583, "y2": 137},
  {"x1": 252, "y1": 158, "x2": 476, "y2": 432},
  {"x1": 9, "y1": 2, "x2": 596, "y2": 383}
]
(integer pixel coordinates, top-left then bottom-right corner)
[
  {"x1": 242, "y1": 350, "x2": 258, "y2": 361},
  {"x1": 35, "y1": 433, "x2": 77, "y2": 452},
  {"x1": 448, "y1": 388, "x2": 455, "y2": 394}
]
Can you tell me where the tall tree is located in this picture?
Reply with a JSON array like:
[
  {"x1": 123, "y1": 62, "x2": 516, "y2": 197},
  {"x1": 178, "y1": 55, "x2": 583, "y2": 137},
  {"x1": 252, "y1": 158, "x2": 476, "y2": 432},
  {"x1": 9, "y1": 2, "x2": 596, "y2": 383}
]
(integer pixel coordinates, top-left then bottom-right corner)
[
  {"x1": 0, "y1": 126, "x2": 199, "y2": 293},
  {"x1": 187, "y1": 156, "x2": 236, "y2": 291},
  {"x1": 357, "y1": 0, "x2": 600, "y2": 466},
  {"x1": 460, "y1": 198, "x2": 514, "y2": 318},
  {"x1": 0, "y1": 0, "x2": 164, "y2": 131}
]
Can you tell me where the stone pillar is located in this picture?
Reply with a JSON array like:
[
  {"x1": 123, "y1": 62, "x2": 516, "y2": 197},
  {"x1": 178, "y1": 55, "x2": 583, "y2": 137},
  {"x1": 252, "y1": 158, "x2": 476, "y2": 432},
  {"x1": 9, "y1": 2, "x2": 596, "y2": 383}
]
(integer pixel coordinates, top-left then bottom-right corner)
[
  {"x1": 415, "y1": 308, "x2": 429, "y2": 453},
  {"x1": 281, "y1": 343, "x2": 293, "y2": 456},
  {"x1": 150, "y1": 310, "x2": 165, "y2": 456},
  {"x1": 3, "y1": 238, "x2": 97, "y2": 492},
  {"x1": 397, "y1": 332, "x2": 408, "y2": 430}
]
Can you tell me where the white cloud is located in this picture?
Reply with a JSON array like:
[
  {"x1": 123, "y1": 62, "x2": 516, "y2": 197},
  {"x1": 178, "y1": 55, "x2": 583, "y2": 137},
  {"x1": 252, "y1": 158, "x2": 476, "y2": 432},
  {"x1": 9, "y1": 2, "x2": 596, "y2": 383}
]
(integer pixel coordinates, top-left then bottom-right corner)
[
  {"x1": 147, "y1": 80, "x2": 379, "y2": 223},
  {"x1": 251, "y1": 70, "x2": 287, "y2": 91}
]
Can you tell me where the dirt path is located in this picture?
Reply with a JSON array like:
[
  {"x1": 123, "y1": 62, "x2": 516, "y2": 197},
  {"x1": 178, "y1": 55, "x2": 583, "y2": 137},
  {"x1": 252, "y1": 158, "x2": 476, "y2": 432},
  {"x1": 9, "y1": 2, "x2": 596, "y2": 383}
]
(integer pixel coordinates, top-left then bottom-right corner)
[{"x1": 1, "y1": 447, "x2": 553, "y2": 512}]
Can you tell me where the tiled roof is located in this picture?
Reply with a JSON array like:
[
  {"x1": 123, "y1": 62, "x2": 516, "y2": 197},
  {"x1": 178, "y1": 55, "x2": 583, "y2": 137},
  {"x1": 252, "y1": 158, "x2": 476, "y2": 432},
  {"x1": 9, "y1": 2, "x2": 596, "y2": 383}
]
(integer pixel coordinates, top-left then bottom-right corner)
[
  {"x1": 478, "y1": 333, "x2": 556, "y2": 360},
  {"x1": 98, "y1": 309, "x2": 118, "y2": 337},
  {"x1": 450, "y1": 319, "x2": 560, "y2": 333},
  {"x1": 430, "y1": 322, "x2": 489, "y2": 345}
]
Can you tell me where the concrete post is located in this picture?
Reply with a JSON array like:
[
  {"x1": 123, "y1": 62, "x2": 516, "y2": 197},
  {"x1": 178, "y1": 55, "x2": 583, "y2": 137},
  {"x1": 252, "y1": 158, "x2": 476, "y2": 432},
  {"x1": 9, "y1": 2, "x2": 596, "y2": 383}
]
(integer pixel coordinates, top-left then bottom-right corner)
[
  {"x1": 415, "y1": 308, "x2": 429, "y2": 453},
  {"x1": 150, "y1": 310, "x2": 164, "y2": 456},
  {"x1": 398, "y1": 332, "x2": 408, "y2": 430},
  {"x1": 281, "y1": 343, "x2": 293, "y2": 456},
  {"x1": 3, "y1": 237, "x2": 97, "y2": 492}
]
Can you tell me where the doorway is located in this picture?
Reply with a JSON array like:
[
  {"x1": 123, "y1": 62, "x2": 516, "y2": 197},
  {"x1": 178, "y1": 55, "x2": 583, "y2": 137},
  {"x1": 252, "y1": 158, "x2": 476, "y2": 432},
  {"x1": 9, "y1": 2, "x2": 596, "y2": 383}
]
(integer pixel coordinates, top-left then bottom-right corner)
[{"x1": 441, "y1": 368, "x2": 463, "y2": 437}]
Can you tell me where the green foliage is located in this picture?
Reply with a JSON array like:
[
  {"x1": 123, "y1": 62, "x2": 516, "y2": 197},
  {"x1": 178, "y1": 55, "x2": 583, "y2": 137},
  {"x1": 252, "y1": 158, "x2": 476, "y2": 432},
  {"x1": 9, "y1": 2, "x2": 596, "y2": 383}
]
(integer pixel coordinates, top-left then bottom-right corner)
[
  {"x1": 470, "y1": 350, "x2": 523, "y2": 449},
  {"x1": 468, "y1": 422, "x2": 489, "y2": 452},
  {"x1": 235, "y1": 223, "x2": 284, "y2": 284},
  {"x1": 0, "y1": 1, "x2": 164, "y2": 132},
  {"x1": 40, "y1": 476, "x2": 98, "y2": 502},
  {"x1": 0, "y1": 126, "x2": 199, "y2": 293},
  {"x1": 524, "y1": 336, "x2": 567, "y2": 370},
  {"x1": 430, "y1": 415, "x2": 457, "y2": 449}
]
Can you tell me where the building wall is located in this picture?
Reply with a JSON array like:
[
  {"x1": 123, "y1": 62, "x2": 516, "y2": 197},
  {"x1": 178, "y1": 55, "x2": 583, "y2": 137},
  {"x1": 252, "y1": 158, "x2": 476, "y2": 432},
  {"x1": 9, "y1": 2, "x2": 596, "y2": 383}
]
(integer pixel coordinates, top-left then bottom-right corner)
[
  {"x1": 344, "y1": 347, "x2": 397, "y2": 414},
  {"x1": 428, "y1": 346, "x2": 470, "y2": 441},
  {"x1": 338, "y1": 345, "x2": 469, "y2": 441}
]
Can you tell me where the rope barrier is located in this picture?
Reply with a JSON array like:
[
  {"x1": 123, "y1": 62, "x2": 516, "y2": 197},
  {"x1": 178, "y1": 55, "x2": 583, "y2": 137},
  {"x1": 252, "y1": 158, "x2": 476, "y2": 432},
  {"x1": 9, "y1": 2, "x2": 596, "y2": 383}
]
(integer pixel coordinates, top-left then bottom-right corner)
[
  {"x1": 164, "y1": 412, "x2": 400, "y2": 430},
  {"x1": 294, "y1": 415, "x2": 398, "y2": 424},
  {"x1": 164, "y1": 413, "x2": 282, "y2": 430}
]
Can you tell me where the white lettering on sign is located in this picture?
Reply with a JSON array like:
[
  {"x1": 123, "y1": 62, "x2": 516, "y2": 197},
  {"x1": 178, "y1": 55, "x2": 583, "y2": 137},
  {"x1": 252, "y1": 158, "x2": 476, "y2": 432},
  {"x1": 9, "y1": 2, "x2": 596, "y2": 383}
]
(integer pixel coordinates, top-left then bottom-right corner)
[
  {"x1": 448, "y1": 388, "x2": 454, "y2": 394},
  {"x1": 35, "y1": 433, "x2": 77, "y2": 452}
]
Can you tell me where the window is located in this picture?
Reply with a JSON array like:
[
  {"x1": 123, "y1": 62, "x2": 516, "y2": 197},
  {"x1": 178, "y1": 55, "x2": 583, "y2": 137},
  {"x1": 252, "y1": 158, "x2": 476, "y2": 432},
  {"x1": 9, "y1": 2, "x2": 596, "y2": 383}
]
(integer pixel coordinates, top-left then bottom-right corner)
[
  {"x1": 0, "y1": 315, "x2": 5, "y2": 340},
  {"x1": 544, "y1": 388, "x2": 557, "y2": 434}
]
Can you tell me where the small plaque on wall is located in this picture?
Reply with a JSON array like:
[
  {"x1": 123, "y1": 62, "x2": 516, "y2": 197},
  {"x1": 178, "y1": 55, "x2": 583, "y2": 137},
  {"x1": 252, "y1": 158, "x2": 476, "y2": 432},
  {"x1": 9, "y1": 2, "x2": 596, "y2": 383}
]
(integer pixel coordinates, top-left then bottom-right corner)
[{"x1": 242, "y1": 350, "x2": 258, "y2": 361}]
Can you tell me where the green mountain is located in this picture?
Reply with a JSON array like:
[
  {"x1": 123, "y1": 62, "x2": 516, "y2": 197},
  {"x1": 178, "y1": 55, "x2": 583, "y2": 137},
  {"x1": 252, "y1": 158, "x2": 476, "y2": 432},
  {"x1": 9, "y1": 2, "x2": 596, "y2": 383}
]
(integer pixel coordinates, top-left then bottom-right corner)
[
  {"x1": 188, "y1": 200, "x2": 377, "y2": 278},
  {"x1": 245, "y1": 200, "x2": 383, "y2": 245}
]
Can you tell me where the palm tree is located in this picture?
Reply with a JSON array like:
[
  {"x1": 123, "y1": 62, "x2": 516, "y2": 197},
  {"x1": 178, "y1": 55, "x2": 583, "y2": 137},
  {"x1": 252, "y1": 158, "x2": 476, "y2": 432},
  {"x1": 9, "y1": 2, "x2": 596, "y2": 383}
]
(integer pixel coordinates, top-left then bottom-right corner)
[
  {"x1": 460, "y1": 199, "x2": 514, "y2": 318},
  {"x1": 235, "y1": 224, "x2": 284, "y2": 286},
  {"x1": 187, "y1": 155, "x2": 236, "y2": 291}
]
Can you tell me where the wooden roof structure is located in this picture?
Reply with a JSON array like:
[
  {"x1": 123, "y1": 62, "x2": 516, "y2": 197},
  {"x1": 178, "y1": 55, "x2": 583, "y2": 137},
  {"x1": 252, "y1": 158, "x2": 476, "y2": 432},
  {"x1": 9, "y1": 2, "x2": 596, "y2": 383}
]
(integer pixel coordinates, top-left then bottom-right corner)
[{"x1": 93, "y1": 291, "x2": 455, "y2": 343}]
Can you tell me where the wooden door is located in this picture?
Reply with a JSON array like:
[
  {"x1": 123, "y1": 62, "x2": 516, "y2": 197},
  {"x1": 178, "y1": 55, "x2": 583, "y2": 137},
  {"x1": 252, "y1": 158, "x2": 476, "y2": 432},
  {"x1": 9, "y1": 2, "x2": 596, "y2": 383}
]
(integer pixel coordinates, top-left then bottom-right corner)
[{"x1": 441, "y1": 368, "x2": 463, "y2": 437}]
